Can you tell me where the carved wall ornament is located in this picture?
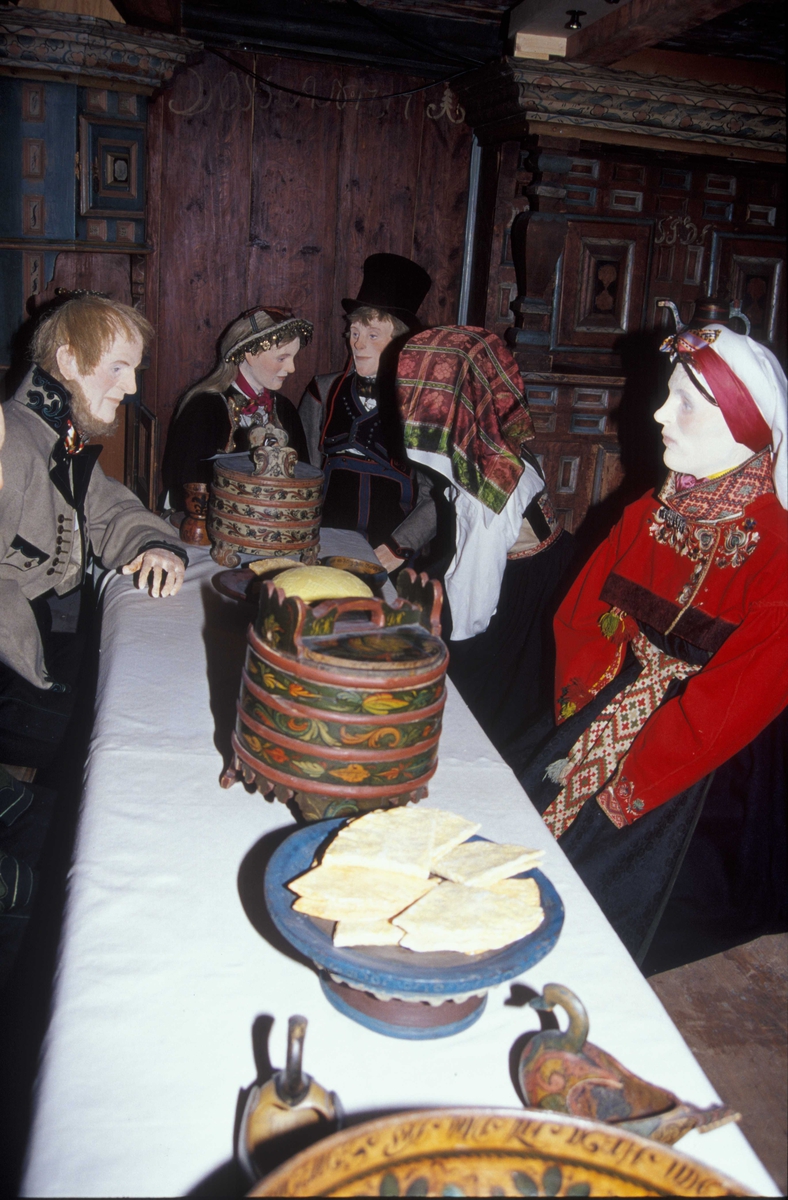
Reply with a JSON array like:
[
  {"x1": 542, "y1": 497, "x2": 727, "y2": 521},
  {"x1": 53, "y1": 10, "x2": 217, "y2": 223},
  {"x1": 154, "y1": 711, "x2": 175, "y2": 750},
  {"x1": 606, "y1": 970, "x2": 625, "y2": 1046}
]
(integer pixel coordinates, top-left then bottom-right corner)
[
  {"x1": 167, "y1": 67, "x2": 214, "y2": 116},
  {"x1": 167, "y1": 65, "x2": 445, "y2": 124},
  {"x1": 454, "y1": 58, "x2": 785, "y2": 157},
  {"x1": 0, "y1": 9, "x2": 201, "y2": 92},
  {"x1": 654, "y1": 216, "x2": 712, "y2": 248},
  {"x1": 426, "y1": 86, "x2": 466, "y2": 124}
]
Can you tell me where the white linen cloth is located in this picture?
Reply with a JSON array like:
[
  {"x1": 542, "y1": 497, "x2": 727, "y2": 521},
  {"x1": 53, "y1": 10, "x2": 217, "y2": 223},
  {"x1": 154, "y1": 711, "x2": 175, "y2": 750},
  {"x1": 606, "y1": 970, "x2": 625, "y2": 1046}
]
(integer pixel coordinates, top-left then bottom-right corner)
[
  {"x1": 21, "y1": 533, "x2": 778, "y2": 1197},
  {"x1": 408, "y1": 448, "x2": 543, "y2": 640}
]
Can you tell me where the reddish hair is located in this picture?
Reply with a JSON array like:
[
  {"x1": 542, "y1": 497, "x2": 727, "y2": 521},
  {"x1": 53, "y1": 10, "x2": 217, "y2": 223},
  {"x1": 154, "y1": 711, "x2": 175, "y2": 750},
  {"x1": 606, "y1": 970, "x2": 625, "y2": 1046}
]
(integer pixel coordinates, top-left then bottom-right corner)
[{"x1": 31, "y1": 295, "x2": 153, "y2": 375}]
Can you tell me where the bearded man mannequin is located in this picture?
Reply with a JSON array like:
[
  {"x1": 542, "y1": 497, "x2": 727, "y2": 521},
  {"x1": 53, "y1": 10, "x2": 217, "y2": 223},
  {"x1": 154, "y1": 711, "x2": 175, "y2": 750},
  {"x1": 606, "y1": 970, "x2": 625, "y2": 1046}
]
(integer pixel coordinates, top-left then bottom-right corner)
[
  {"x1": 0, "y1": 294, "x2": 189, "y2": 912},
  {"x1": 298, "y1": 254, "x2": 435, "y2": 560},
  {"x1": 0, "y1": 295, "x2": 187, "y2": 775},
  {"x1": 519, "y1": 323, "x2": 787, "y2": 965}
]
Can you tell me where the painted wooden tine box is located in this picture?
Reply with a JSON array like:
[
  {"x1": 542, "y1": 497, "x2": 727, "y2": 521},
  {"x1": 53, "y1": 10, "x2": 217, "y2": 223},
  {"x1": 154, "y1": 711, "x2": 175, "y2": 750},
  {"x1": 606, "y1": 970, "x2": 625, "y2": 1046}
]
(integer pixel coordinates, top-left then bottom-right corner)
[
  {"x1": 220, "y1": 570, "x2": 449, "y2": 821},
  {"x1": 207, "y1": 427, "x2": 324, "y2": 567}
]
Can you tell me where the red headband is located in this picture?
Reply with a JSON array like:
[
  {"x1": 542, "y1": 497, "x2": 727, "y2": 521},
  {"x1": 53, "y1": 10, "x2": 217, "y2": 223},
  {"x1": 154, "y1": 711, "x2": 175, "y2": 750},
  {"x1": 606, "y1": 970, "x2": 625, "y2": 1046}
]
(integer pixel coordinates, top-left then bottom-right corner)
[{"x1": 692, "y1": 345, "x2": 772, "y2": 453}]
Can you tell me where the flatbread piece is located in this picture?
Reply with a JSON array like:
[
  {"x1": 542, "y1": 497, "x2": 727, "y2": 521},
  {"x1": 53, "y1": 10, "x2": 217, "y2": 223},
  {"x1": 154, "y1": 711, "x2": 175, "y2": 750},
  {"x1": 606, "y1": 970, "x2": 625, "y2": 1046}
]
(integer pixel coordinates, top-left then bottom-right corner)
[
  {"x1": 332, "y1": 917, "x2": 404, "y2": 948},
  {"x1": 433, "y1": 841, "x2": 543, "y2": 888},
  {"x1": 393, "y1": 879, "x2": 543, "y2": 955},
  {"x1": 288, "y1": 863, "x2": 436, "y2": 920},
  {"x1": 320, "y1": 807, "x2": 480, "y2": 879}
]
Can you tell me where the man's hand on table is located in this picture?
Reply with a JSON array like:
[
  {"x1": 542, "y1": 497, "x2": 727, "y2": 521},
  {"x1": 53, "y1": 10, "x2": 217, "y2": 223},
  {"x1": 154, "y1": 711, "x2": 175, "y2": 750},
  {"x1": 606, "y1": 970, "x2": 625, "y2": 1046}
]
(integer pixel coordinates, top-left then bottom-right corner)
[
  {"x1": 374, "y1": 543, "x2": 405, "y2": 574},
  {"x1": 122, "y1": 549, "x2": 185, "y2": 598}
]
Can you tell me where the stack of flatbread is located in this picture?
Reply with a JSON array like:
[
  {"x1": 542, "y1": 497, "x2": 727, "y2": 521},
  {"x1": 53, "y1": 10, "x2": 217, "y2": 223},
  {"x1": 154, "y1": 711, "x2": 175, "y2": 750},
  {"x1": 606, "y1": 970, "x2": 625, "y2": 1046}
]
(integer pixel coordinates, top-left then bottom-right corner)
[{"x1": 287, "y1": 807, "x2": 545, "y2": 956}]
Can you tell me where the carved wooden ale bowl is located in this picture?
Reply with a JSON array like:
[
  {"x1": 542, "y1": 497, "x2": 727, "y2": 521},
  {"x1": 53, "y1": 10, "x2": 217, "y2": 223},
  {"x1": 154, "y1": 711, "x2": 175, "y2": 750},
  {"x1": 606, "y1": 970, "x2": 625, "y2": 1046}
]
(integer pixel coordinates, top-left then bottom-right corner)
[
  {"x1": 249, "y1": 1107, "x2": 755, "y2": 1197},
  {"x1": 220, "y1": 571, "x2": 448, "y2": 821},
  {"x1": 208, "y1": 453, "x2": 324, "y2": 568}
]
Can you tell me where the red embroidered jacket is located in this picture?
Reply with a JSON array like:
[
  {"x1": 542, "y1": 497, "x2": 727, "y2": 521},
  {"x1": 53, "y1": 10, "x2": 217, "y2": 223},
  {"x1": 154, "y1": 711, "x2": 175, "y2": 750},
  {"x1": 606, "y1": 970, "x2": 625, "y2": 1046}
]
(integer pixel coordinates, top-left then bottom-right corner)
[{"x1": 554, "y1": 452, "x2": 788, "y2": 819}]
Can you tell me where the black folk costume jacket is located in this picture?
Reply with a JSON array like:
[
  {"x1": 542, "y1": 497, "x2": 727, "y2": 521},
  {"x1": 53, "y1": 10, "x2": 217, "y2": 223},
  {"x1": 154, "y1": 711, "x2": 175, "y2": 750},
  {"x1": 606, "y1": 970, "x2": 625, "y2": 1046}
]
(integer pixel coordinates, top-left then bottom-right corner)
[
  {"x1": 0, "y1": 367, "x2": 186, "y2": 690},
  {"x1": 299, "y1": 369, "x2": 437, "y2": 554},
  {"x1": 163, "y1": 382, "x2": 308, "y2": 510}
]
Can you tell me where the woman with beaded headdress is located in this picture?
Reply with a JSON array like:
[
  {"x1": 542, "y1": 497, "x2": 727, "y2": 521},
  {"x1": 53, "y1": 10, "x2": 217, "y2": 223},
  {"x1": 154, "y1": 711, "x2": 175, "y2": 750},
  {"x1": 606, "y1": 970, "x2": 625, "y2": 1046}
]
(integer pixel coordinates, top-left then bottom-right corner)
[
  {"x1": 518, "y1": 319, "x2": 787, "y2": 966},
  {"x1": 163, "y1": 307, "x2": 313, "y2": 511}
]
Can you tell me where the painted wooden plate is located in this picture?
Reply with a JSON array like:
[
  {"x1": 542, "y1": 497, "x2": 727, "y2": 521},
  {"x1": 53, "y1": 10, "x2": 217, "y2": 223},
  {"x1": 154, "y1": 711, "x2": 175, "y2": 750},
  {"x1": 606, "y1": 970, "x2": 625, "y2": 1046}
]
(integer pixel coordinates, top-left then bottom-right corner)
[
  {"x1": 248, "y1": 1107, "x2": 756, "y2": 1197},
  {"x1": 213, "y1": 566, "x2": 260, "y2": 603},
  {"x1": 263, "y1": 819, "x2": 564, "y2": 1000},
  {"x1": 320, "y1": 555, "x2": 389, "y2": 589}
]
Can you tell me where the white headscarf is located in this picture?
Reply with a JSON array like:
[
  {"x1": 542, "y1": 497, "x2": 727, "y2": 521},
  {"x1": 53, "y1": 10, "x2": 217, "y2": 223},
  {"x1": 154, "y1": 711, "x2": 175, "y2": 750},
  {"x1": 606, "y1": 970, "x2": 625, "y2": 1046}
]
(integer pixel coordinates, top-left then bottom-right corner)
[{"x1": 698, "y1": 325, "x2": 788, "y2": 508}]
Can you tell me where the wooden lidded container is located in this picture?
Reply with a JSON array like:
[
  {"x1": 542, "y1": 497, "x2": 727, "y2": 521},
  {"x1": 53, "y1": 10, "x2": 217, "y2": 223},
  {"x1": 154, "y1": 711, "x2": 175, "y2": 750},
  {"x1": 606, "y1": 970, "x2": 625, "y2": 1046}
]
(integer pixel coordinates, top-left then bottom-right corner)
[
  {"x1": 220, "y1": 571, "x2": 448, "y2": 821},
  {"x1": 207, "y1": 444, "x2": 323, "y2": 568}
]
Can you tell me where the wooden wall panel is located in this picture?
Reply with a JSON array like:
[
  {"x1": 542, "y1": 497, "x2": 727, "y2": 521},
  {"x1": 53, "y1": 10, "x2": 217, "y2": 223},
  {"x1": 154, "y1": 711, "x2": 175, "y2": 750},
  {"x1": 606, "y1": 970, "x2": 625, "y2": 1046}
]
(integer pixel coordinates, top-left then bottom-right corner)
[
  {"x1": 481, "y1": 140, "x2": 523, "y2": 333},
  {"x1": 37, "y1": 252, "x2": 132, "y2": 304},
  {"x1": 144, "y1": 52, "x2": 472, "y2": 500},
  {"x1": 247, "y1": 56, "x2": 344, "y2": 402},
  {"x1": 413, "y1": 89, "x2": 473, "y2": 330},
  {"x1": 331, "y1": 69, "x2": 424, "y2": 327},
  {"x1": 148, "y1": 50, "x2": 254, "y2": 443}
]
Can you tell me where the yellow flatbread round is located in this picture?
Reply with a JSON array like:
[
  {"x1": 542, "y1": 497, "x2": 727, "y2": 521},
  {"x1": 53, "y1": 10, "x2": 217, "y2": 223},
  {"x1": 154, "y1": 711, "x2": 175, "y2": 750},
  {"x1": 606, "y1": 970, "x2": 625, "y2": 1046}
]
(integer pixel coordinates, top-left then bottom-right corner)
[
  {"x1": 273, "y1": 565, "x2": 373, "y2": 602},
  {"x1": 248, "y1": 556, "x2": 302, "y2": 577}
]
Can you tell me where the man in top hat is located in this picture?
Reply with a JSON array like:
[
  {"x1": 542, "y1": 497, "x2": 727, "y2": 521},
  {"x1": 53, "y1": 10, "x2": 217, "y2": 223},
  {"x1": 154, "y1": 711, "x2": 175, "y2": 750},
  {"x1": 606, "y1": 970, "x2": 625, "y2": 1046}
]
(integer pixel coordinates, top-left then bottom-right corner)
[
  {"x1": 298, "y1": 253, "x2": 435, "y2": 561},
  {"x1": 163, "y1": 307, "x2": 312, "y2": 512}
]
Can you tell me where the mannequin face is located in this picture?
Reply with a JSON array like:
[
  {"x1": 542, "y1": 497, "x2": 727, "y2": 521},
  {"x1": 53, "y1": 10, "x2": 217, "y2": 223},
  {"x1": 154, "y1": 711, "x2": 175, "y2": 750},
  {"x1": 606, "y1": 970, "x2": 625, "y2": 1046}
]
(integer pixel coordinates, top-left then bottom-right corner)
[
  {"x1": 56, "y1": 330, "x2": 142, "y2": 432},
  {"x1": 349, "y1": 316, "x2": 395, "y2": 377},
  {"x1": 654, "y1": 365, "x2": 752, "y2": 479},
  {"x1": 242, "y1": 337, "x2": 300, "y2": 392}
]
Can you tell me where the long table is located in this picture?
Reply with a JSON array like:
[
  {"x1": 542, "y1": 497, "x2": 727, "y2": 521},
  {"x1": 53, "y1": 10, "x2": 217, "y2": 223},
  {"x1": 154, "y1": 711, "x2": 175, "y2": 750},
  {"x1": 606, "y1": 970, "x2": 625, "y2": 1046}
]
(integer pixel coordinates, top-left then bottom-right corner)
[{"x1": 22, "y1": 535, "x2": 778, "y2": 1196}]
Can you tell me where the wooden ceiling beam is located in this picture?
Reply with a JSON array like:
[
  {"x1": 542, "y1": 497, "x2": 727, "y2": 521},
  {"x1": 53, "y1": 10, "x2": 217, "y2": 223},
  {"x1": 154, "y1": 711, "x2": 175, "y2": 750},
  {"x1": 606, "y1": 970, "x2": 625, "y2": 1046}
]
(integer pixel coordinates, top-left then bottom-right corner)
[
  {"x1": 565, "y1": 0, "x2": 748, "y2": 67},
  {"x1": 113, "y1": 0, "x2": 181, "y2": 31}
]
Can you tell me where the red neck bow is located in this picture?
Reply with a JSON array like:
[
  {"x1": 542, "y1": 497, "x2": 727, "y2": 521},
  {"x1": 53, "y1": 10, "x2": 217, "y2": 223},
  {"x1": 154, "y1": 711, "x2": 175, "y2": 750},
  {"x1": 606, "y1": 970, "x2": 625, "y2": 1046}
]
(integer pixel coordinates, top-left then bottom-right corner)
[{"x1": 235, "y1": 371, "x2": 274, "y2": 417}]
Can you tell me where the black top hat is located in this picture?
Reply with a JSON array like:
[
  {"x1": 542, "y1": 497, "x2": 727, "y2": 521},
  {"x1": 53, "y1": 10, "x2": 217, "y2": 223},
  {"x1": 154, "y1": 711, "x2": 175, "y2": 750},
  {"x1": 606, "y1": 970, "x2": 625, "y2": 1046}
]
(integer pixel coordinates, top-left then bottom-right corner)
[{"x1": 342, "y1": 253, "x2": 432, "y2": 328}]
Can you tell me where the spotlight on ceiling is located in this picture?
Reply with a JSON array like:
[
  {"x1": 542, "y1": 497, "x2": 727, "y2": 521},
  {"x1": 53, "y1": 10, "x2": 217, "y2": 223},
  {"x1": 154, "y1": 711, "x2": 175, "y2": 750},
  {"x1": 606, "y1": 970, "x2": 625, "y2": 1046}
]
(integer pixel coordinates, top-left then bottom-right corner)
[{"x1": 565, "y1": 10, "x2": 586, "y2": 29}]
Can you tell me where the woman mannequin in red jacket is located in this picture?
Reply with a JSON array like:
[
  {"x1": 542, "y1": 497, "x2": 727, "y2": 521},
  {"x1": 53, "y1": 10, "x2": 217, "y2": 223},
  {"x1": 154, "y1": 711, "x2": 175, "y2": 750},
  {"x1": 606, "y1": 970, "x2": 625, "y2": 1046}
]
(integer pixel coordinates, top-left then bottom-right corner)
[{"x1": 520, "y1": 323, "x2": 787, "y2": 963}]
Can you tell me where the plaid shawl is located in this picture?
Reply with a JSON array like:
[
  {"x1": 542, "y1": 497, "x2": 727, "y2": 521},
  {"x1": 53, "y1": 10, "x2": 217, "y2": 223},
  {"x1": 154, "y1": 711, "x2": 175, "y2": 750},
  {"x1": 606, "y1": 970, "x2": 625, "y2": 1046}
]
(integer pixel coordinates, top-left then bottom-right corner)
[{"x1": 396, "y1": 327, "x2": 535, "y2": 514}]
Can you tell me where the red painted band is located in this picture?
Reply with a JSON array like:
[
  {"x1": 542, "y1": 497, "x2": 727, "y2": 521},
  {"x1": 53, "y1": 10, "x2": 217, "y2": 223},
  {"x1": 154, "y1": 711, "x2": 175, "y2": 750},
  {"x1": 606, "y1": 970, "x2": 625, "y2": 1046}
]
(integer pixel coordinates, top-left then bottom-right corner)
[{"x1": 694, "y1": 346, "x2": 772, "y2": 452}]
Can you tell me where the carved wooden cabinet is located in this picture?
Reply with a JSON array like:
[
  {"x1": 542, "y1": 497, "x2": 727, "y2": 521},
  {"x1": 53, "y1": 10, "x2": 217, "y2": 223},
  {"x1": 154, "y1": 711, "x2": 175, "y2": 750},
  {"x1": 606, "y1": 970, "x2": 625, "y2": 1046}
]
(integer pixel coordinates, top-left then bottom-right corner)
[
  {"x1": 458, "y1": 59, "x2": 786, "y2": 535},
  {"x1": 523, "y1": 371, "x2": 625, "y2": 533},
  {"x1": 469, "y1": 137, "x2": 785, "y2": 534}
]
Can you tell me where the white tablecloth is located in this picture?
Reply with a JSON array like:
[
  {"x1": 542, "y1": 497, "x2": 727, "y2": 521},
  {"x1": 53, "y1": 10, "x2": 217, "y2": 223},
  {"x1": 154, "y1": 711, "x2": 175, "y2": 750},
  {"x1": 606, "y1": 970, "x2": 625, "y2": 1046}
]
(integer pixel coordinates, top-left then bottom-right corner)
[{"x1": 22, "y1": 535, "x2": 778, "y2": 1197}]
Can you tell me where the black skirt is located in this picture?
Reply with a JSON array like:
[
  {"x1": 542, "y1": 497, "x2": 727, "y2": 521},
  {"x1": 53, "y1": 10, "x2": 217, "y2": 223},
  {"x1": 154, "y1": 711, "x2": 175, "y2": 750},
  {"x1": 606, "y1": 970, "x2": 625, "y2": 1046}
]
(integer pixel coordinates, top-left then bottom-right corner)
[
  {"x1": 642, "y1": 706, "x2": 788, "y2": 973},
  {"x1": 445, "y1": 531, "x2": 576, "y2": 759},
  {"x1": 517, "y1": 657, "x2": 788, "y2": 968}
]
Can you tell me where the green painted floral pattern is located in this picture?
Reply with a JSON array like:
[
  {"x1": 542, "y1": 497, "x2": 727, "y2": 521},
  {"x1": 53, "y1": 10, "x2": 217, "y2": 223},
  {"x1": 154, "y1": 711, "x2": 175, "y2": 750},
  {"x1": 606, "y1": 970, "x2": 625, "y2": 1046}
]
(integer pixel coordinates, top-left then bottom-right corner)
[
  {"x1": 240, "y1": 690, "x2": 443, "y2": 750},
  {"x1": 237, "y1": 725, "x2": 437, "y2": 787},
  {"x1": 245, "y1": 652, "x2": 445, "y2": 716},
  {"x1": 375, "y1": 1165, "x2": 592, "y2": 1197}
]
